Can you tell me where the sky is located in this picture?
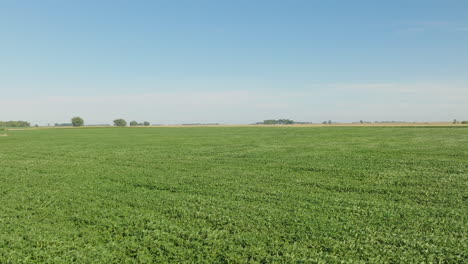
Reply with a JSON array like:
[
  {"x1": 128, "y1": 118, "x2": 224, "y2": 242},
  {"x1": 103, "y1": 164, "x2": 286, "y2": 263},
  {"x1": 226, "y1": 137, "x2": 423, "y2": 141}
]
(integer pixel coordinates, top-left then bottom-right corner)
[{"x1": 0, "y1": 0, "x2": 467, "y2": 125}]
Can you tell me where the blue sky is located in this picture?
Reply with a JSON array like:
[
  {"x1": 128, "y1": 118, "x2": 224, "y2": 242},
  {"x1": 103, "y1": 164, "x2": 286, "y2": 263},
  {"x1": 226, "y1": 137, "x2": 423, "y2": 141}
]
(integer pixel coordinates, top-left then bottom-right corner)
[{"x1": 1, "y1": 0, "x2": 467, "y2": 125}]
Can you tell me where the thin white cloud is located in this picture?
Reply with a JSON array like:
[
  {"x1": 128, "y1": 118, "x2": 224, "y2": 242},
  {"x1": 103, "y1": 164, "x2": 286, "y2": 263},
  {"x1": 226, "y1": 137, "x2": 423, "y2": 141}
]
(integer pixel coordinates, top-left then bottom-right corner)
[
  {"x1": 329, "y1": 82, "x2": 468, "y2": 95},
  {"x1": 397, "y1": 21, "x2": 468, "y2": 34}
]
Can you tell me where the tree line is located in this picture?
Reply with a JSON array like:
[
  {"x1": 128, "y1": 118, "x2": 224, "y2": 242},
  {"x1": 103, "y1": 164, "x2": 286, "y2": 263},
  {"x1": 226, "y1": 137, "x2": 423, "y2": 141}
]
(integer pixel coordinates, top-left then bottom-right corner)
[
  {"x1": 453, "y1": 119, "x2": 468, "y2": 124},
  {"x1": 68, "y1": 117, "x2": 151, "y2": 127},
  {"x1": 257, "y1": 119, "x2": 295, "y2": 125},
  {"x1": 0, "y1": 121, "x2": 31, "y2": 127},
  {"x1": 4, "y1": 117, "x2": 468, "y2": 127},
  {"x1": 113, "y1": 119, "x2": 150, "y2": 127}
]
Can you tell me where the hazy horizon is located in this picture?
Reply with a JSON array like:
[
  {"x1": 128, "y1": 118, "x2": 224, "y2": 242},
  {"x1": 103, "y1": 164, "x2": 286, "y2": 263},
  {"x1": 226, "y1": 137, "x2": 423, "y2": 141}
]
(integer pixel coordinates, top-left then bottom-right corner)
[{"x1": 1, "y1": 0, "x2": 467, "y2": 125}]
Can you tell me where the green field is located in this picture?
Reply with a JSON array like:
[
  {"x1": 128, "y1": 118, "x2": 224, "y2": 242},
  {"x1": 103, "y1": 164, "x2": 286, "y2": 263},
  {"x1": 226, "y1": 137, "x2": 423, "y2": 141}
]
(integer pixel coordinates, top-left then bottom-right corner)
[{"x1": 0, "y1": 127, "x2": 466, "y2": 263}]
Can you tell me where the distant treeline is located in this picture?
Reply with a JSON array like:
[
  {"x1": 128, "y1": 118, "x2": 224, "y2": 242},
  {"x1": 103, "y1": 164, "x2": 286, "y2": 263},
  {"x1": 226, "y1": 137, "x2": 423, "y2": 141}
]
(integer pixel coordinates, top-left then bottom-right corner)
[
  {"x1": 0, "y1": 121, "x2": 30, "y2": 127},
  {"x1": 256, "y1": 119, "x2": 313, "y2": 125},
  {"x1": 453, "y1": 119, "x2": 468, "y2": 124},
  {"x1": 55, "y1": 123, "x2": 73, "y2": 127},
  {"x1": 257, "y1": 119, "x2": 293, "y2": 125}
]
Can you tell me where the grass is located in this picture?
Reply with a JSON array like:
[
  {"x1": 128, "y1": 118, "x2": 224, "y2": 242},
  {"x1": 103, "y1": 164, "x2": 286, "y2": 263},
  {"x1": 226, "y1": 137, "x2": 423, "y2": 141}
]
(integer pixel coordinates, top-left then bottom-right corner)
[{"x1": 0, "y1": 127, "x2": 466, "y2": 263}]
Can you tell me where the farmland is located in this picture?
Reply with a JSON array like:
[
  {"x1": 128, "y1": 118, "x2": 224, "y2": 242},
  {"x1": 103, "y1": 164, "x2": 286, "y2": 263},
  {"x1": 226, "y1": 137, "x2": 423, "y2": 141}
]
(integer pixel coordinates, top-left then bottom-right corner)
[{"x1": 0, "y1": 127, "x2": 466, "y2": 263}]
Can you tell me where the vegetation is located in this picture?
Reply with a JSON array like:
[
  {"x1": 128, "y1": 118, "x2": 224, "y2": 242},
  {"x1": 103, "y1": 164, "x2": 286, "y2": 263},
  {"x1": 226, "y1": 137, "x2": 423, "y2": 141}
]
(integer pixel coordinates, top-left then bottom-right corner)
[
  {"x1": 258, "y1": 119, "x2": 295, "y2": 125},
  {"x1": 0, "y1": 120, "x2": 30, "y2": 127},
  {"x1": 71, "y1": 117, "x2": 84, "y2": 127},
  {"x1": 129, "y1": 121, "x2": 138, "y2": 126},
  {"x1": 462, "y1": 121, "x2": 468, "y2": 124},
  {"x1": 54, "y1": 123, "x2": 73, "y2": 127},
  {"x1": 113, "y1": 119, "x2": 127, "y2": 127},
  {"x1": 143, "y1": 121, "x2": 150, "y2": 126},
  {"x1": 0, "y1": 127, "x2": 466, "y2": 263}
]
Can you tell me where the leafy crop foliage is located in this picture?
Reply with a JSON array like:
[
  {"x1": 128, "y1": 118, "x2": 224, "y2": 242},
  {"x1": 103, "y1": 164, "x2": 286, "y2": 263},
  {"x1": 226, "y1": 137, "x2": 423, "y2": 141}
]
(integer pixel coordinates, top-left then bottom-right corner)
[{"x1": 0, "y1": 127, "x2": 466, "y2": 263}]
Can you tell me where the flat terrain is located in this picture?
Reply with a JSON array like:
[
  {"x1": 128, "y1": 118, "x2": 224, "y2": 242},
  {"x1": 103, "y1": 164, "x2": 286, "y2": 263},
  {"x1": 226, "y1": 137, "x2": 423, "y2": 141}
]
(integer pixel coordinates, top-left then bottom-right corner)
[{"x1": 0, "y1": 127, "x2": 466, "y2": 263}]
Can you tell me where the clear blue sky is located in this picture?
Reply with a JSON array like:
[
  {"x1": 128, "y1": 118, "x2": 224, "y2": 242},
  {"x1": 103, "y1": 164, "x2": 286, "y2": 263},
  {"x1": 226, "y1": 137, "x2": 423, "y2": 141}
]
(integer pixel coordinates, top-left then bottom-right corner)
[{"x1": 1, "y1": 0, "x2": 467, "y2": 124}]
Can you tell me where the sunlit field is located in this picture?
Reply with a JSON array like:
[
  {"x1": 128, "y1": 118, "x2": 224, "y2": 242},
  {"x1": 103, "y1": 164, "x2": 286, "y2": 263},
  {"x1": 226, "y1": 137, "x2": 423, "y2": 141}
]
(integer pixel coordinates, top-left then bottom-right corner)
[{"x1": 1, "y1": 127, "x2": 466, "y2": 263}]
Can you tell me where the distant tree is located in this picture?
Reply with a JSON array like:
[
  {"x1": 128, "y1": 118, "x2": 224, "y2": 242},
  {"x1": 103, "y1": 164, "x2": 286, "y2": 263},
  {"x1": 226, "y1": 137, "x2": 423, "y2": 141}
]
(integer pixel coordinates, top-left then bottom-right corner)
[
  {"x1": 71, "y1": 117, "x2": 84, "y2": 127},
  {"x1": 328, "y1": 120, "x2": 332, "y2": 125},
  {"x1": 143, "y1": 121, "x2": 150, "y2": 126},
  {"x1": 322, "y1": 121, "x2": 327, "y2": 124},
  {"x1": 129, "y1": 121, "x2": 138, "y2": 126},
  {"x1": 113, "y1": 119, "x2": 127, "y2": 127},
  {"x1": 360, "y1": 120, "x2": 364, "y2": 124},
  {"x1": 461, "y1": 121, "x2": 468, "y2": 124},
  {"x1": 453, "y1": 119, "x2": 458, "y2": 124}
]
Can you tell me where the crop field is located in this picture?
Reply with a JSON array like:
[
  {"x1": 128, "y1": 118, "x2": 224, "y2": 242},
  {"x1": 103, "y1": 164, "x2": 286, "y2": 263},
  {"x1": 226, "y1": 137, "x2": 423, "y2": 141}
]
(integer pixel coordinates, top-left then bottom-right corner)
[{"x1": 0, "y1": 127, "x2": 466, "y2": 263}]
